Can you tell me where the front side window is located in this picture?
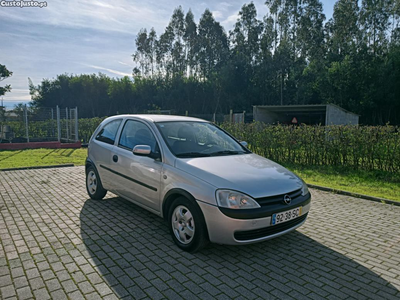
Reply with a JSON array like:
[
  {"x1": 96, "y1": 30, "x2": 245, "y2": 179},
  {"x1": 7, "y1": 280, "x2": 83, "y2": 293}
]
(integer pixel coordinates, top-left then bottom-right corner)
[
  {"x1": 95, "y1": 119, "x2": 122, "y2": 145},
  {"x1": 156, "y1": 121, "x2": 249, "y2": 158},
  {"x1": 119, "y1": 120, "x2": 158, "y2": 152}
]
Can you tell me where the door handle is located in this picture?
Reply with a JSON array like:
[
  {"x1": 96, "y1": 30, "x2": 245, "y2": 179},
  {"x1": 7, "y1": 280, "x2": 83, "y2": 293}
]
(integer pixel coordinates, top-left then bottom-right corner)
[{"x1": 113, "y1": 155, "x2": 118, "y2": 163}]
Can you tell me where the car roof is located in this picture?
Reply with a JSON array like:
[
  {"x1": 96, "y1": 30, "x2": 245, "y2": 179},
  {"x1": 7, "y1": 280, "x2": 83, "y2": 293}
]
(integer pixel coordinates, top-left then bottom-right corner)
[{"x1": 105, "y1": 114, "x2": 208, "y2": 123}]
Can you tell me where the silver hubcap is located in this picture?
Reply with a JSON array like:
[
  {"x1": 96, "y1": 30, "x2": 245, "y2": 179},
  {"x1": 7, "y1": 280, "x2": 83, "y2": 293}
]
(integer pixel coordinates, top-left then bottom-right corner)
[
  {"x1": 172, "y1": 205, "x2": 195, "y2": 244},
  {"x1": 87, "y1": 171, "x2": 97, "y2": 195}
]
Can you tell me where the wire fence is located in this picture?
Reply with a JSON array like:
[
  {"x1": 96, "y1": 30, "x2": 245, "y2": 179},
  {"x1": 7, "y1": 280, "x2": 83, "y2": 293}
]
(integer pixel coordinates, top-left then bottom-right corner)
[{"x1": 0, "y1": 106, "x2": 79, "y2": 144}]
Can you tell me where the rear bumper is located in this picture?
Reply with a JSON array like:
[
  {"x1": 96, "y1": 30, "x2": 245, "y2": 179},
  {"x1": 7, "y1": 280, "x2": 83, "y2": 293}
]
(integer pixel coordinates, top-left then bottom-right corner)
[{"x1": 197, "y1": 197, "x2": 311, "y2": 245}]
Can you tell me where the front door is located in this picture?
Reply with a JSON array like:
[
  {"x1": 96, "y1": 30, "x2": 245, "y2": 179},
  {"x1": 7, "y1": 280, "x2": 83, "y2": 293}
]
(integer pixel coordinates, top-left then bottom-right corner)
[{"x1": 110, "y1": 119, "x2": 162, "y2": 212}]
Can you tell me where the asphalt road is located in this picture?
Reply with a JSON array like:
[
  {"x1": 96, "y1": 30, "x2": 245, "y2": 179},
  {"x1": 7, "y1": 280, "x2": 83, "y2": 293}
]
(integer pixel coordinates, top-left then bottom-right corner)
[{"x1": 0, "y1": 166, "x2": 399, "y2": 299}]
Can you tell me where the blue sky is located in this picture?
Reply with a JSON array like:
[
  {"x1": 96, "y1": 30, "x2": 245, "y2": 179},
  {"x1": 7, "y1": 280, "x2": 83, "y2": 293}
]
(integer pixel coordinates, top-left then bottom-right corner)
[{"x1": 0, "y1": 0, "x2": 334, "y2": 109}]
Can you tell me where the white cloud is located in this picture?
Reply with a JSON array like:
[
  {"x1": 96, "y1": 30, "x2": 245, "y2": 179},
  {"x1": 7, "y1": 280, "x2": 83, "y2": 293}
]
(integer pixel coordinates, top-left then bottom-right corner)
[
  {"x1": 221, "y1": 13, "x2": 239, "y2": 29},
  {"x1": 212, "y1": 10, "x2": 224, "y2": 20},
  {"x1": 85, "y1": 65, "x2": 132, "y2": 77},
  {"x1": 1, "y1": 88, "x2": 31, "y2": 103},
  {"x1": 118, "y1": 61, "x2": 134, "y2": 67}
]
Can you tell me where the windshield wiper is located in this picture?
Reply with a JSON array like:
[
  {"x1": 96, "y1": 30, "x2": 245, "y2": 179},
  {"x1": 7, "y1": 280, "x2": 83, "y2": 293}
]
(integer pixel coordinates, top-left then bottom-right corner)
[
  {"x1": 176, "y1": 152, "x2": 211, "y2": 158},
  {"x1": 210, "y1": 150, "x2": 245, "y2": 156}
]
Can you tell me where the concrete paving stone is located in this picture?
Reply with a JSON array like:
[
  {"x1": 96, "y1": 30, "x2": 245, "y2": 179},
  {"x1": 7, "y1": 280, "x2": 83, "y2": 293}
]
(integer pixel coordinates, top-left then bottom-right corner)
[
  {"x1": 33, "y1": 287, "x2": 51, "y2": 300},
  {"x1": 118, "y1": 275, "x2": 135, "y2": 289},
  {"x1": 13, "y1": 276, "x2": 29, "y2": 290},
  {"x1": 179, "y1": 289, "x2": 201, "y2": 300},
  {"x1": 0, "y1": 275, "x2": 12, "y2": 288},
  {"x1": 102, "y1": 294, "x2": 120, "y2": 300},
  {"x1": 125, "y1": 285, "x2": 147, "y2": 299},
  {"x1": 50, "y1": 289, "x2": 68, "y2": 300},
  {"x1": 67, "y1": 290, "x2": 85, "y2": 300},
  {"x1": 36, "y1": 261, "x2": 50, "y2": 271},
  {"x1": 16, "y1": 286, "x2": 32, "y2": 300},
  {"x1": 1, "y1": 285, "x2": 16, "y2": 298},
  {"x1": 94, "y1": 282, "x2": 113, "y2": 296},
  {"x1": 28, "y1": 276, "x2": 45, "y2": 291},
  {"x1": 25, "y1": 267, "x2": 40, "y2": 279},
  {"x1": 0, "y1": 266, "x2": 9, "y2": 276},
  {"x1": 144, "y1": 286, "x2": 164, "y2": 300},
  {"x1": 77, "y1": 280, "x2": 95, "y2": 295},
  {"x1": 153, "y1": 269, "x2": 172, "y2": 282},
  {"x1": 45, "y1": 278, "x2": 62, "y2": 292},
  {"x1": 163, "y1": 289, "x2": 184, "y2": 300},
  {"x1": 84, "y1": 291, "x2": 102, "y2": 300},
  {"x1": 149, "y1": 278, "x2": 169, "y2": 292},
  {"x1": 55, "y1": 270, "x2": 71, "y2": 282},
  {"x1": 139, "y1": 268, "x2": 157, "y2": 281},
  {"x1": 40, "y1": 269, "x2": 55, "y2": 281},
  {"x1": 72, "y1": 270, "x2": 87, "y2": 283},
  {"x1": 166, "y1": 279, "x2": 187, "y2": 293},
  {"x1": 10, "y1": 267, "x2": 24, "y2": 279}
]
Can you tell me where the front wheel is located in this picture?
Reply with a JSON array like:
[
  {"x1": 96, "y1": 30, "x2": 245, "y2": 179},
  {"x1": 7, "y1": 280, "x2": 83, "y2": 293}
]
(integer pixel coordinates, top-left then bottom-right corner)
[
  {"x1": 168, "y1": 197, "x2": 209, "y2": 253},
  {"x1": 86, "y1": 166, "x2": 107, "y2": 200}
]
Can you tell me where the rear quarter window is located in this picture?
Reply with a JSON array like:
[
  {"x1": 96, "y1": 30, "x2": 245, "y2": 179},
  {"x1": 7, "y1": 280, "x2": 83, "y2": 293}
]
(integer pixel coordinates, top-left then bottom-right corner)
[{"x1": 95, "y1": 119, "x2": 122, "y2": 145}]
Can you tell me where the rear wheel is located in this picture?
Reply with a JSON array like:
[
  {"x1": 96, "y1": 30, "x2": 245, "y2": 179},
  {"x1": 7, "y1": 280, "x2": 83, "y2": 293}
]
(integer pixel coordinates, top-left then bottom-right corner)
[
  {"x1": 168, "y1": 197, "x2": 208, "y2": 253},
  {"x1": 86, "y1": 166, "x2": 107, "y2": 200}
]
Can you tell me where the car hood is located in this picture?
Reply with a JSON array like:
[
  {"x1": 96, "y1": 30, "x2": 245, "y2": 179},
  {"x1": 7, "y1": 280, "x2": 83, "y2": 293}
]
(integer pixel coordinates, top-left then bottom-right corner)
[{"x1": 175, "y1": 153, "x2": 303, "y2": 198}]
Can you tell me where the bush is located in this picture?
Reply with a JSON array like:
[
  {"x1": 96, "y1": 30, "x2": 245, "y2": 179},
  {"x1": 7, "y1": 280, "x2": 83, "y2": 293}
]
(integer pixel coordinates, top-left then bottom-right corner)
[
  {"x1": 78, "y1": 117, "x2": 105, "y2": 143},
  {"x1": 221, "y1": 123, "x2": 400, "y2": 173}
]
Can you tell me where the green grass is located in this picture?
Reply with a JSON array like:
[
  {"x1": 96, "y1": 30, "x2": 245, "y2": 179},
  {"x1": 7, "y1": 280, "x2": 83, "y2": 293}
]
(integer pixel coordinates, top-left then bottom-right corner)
[
  {"x1": 285, "y1": 163, "x2": 400, "y2": 202},
  {"x1": 0, "y1": 148, "x2": 87, "y2": 169},
  {"x1": 1, "y1": 148, "x2": 398, "y2": 202}
]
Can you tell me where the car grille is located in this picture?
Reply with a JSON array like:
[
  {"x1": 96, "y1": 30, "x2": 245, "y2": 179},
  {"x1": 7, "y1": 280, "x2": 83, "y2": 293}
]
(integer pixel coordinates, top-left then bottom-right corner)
[
  {"x1": 234, "y1": 213, "x2": 308, "y2": 241},
  {"x1": 255, "y1": 188, "x2": 302, "y2": 207}
]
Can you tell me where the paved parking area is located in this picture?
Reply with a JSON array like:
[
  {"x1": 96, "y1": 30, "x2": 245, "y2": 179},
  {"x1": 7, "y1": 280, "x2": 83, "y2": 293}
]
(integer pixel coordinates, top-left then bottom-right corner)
[{"x1": 0, "y1": 166, "x2": 399, "y2": 300}]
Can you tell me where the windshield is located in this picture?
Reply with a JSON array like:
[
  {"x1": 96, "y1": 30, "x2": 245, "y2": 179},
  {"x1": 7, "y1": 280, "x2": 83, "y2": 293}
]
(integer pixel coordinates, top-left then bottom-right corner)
[{"x1": 156, "y1": 121, "x2": 249, "y2": 158}]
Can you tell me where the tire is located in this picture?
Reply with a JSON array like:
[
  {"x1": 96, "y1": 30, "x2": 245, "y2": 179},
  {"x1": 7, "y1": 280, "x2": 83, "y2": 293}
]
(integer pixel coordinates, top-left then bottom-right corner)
[
  {"x1": 168, "y1": 196, "x2": 209, "y2": 253},
  {"x1": 86, "y1": 165, "x2": 107, "y2": 200}
]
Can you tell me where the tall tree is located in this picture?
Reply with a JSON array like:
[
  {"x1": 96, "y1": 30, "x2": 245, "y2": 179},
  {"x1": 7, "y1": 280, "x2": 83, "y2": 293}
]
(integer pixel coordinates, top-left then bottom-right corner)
[
  {"x1": 360, "y1": 0, "x2": 392, "y2": 56},
  {"x1": 184, "y1": 10, "x2": 199, "y2": 77},
  {"x1": 198, "y1": 9, "x2": 229, "y2": 79}
]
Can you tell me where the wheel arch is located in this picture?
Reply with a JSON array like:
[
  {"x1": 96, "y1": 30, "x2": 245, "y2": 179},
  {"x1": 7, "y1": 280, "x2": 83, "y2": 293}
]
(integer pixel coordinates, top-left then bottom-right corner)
[
  {"x1": 85, "y1": 158, "x2": 96, "y2": 174},
  {"x1": 162, "y1": 188, "x2": 197, "y2": 220}
]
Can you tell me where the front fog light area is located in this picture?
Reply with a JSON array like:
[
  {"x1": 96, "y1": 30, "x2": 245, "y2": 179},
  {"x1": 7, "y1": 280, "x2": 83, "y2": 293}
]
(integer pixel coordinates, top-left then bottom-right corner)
[{"x1": 216, "y1": 190, "x2": 261, "y2": 209}]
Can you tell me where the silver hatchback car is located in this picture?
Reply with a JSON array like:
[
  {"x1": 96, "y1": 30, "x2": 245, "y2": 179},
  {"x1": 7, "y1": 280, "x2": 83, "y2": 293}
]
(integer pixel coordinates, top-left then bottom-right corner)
[{"x1": 86, "y1": 115, "x2": 311, "y2": 252}]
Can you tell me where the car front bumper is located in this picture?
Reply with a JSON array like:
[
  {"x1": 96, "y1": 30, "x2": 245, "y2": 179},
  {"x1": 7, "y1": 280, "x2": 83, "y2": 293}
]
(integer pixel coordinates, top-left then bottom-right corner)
[{"x1": 197, "y1": 195, "x2": 311, "y2": 245}]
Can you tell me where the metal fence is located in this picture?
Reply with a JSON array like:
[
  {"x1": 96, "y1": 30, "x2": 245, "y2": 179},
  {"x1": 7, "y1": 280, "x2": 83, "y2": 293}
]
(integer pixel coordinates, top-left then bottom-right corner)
[{"x1": 0, "y1": 106, "x2": 79, "y2": 143}]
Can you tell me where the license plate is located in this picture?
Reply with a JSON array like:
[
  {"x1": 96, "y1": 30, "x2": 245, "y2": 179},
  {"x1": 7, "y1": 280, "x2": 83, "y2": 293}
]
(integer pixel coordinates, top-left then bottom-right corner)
[{"x1": 271, "y1": 207, "x2": 302, "y2": 225}]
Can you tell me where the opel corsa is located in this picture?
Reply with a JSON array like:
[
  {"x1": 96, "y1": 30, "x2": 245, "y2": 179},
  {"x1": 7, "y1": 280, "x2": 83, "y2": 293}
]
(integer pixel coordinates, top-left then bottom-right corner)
[{"x1": 86, "y1": 115, "x2": 311, "y2": 252}]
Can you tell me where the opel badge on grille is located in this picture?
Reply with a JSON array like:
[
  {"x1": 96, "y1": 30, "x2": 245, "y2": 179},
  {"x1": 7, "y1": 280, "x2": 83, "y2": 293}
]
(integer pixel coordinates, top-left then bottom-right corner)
[{"x1": 284, "y1": 194, "x2": 291, "y2": 205}]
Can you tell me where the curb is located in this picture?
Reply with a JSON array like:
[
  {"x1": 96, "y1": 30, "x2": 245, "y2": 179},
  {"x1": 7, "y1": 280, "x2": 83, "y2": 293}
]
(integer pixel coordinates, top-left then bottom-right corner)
[
  {"x1": 308, "y1": 184, "x2": 400, "y2": 206},
  {"x1": 0, "y1": 164, "x2": 75, "y2": 172}
]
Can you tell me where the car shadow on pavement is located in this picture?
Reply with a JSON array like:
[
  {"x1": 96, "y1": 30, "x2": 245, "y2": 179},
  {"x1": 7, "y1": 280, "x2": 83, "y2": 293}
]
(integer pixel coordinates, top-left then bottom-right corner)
[{"x1": 80, "y1": 196, "x2": 400, "y2": 299}]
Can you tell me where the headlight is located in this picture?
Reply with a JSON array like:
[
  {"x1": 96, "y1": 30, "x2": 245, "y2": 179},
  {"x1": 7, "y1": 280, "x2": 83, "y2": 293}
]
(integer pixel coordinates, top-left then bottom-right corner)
[
  {"x1": 216, "y1": 190, "x2": 261, "y2": 209},
  {"x1": 301, "y1": 181, "x2": 309, "y2": 196}
]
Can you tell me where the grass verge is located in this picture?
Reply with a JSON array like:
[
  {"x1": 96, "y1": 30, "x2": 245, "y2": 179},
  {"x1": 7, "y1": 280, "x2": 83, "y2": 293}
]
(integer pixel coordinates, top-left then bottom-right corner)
[
  {"x1": 0, "y1": 148, "x2": 87, "y2": 169},
  {"x1": 284, "y1": 163, "x2": 400, "y2": 202}
]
